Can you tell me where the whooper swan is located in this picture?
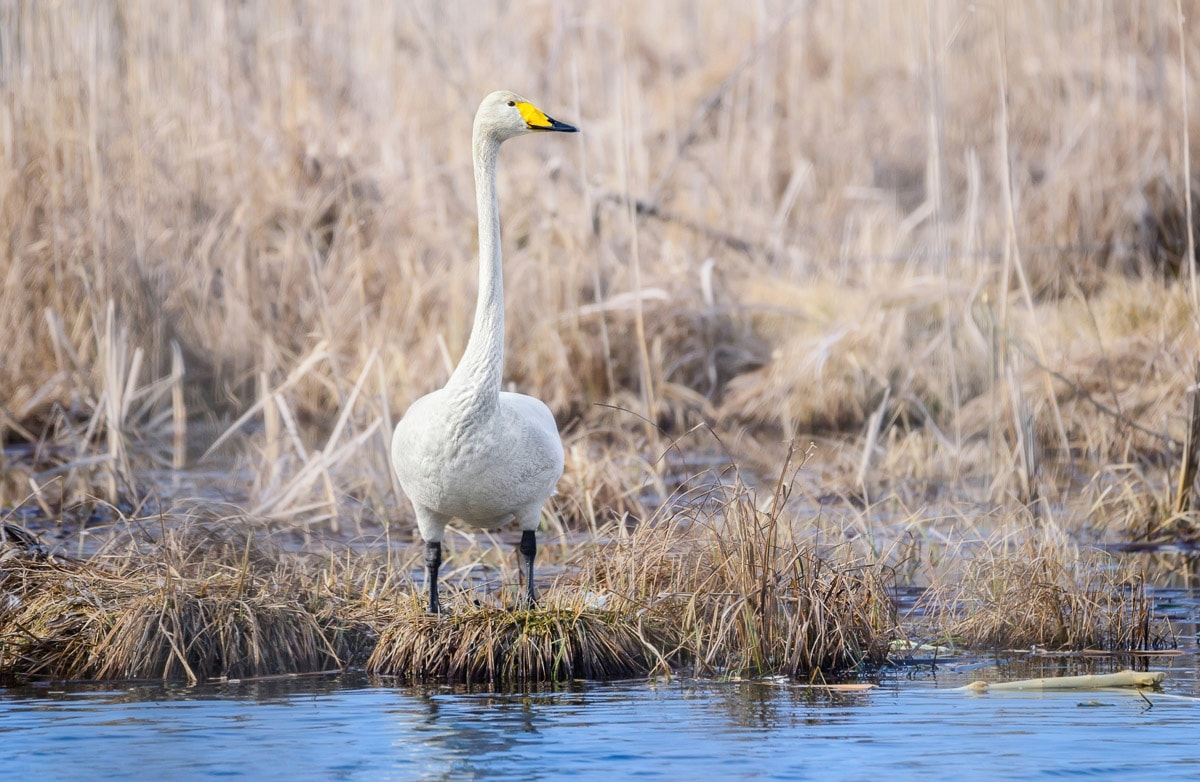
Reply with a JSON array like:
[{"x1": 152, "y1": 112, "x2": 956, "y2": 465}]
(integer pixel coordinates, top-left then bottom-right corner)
[{"x1": 391, "y1": 91, "x2": 577, "y2": 614}]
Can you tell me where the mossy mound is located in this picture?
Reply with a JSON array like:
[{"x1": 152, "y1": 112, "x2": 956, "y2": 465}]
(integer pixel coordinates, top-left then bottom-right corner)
[{"x1": 367, "y1": 596, "x2": 670, "y2": 682}]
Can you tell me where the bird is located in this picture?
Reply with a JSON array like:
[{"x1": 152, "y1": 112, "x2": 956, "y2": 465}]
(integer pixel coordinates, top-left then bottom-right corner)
[{"x1": 391, "y1": 91, "x2": 577, "y2": 615}]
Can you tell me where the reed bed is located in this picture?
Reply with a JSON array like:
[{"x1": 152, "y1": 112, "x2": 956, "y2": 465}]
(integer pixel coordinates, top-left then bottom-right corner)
[
  {"x1": 0, "y1": 1, "x2": 1195, "y2": 683},
  {"x1": 912, "y1": 530, "x2": 1172, "y2": 652}
]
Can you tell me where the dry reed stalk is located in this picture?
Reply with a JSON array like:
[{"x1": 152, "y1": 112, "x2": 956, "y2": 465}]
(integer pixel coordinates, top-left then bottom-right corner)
[
  {"x1": 1171, "y1": 361, "x2": 1200, "y2": 516},
  {"x1": 959, "y1": 669, "x2": 1165, "y2": 693}
]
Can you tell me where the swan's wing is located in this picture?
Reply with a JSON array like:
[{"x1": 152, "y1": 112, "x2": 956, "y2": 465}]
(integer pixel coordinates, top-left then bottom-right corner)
[
  {"x1": 500, "y1": 391, "x2": 565, "y2": 478},
  {"x1": 500, "y1": 392, "x2": 558, "y2": 434},
  {"x1": 391, "y1": 390, "x2": 447, "y2": 487}
]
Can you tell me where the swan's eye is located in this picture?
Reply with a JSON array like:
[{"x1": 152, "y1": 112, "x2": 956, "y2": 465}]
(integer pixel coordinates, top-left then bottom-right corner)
[{"x1": 507, "y1": 100, "x2": 516, "y2": 107}]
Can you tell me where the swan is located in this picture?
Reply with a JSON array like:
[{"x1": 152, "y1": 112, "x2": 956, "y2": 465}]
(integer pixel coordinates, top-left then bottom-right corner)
[{"x1": 391, "y1": 91, "x2": 577, "y2": 614}]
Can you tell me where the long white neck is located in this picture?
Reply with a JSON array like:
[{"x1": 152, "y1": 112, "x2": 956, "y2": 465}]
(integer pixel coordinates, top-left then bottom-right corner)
[{"x1": 444, "y1": 126, "x2": 504, "y2": 421}]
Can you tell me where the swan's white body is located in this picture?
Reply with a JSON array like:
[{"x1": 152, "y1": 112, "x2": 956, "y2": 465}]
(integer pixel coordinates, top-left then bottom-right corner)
[
  {"x1": 391, "y1": 91, "x2": 574, "y2": 611},
  {"x1": 392, "y1": 386, "x2": 563, "y2": 540}
]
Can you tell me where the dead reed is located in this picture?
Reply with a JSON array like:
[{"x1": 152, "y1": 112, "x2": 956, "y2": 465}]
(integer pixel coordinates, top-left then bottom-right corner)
[
  {"x1": 0, "y1": 488, "x2": 1174, "y2": 684},
  {"x1": 0, "y1": 463, "x2": 906, "y2": 685},
  {"x1": 575, "y1": 450, "x2": 900, "y2": 679},
  {"x1": 0, "y1": 525, "x2": 353, "y2": 683},
  {"x1": 0, "y1": 1, "x2": 1193, "y2": 683},
  {"x1": 912, "y1": 532, "x2": 1172, "y2": 652}
]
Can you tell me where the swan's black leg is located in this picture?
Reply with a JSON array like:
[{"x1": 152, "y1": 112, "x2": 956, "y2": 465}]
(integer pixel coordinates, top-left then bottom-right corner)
[
  {"x1": 518, "y1": 530, "x2": 538, "y2": 608},
  {"x1": 425, "y1": 541, "x2": 443, "y2": 615}
]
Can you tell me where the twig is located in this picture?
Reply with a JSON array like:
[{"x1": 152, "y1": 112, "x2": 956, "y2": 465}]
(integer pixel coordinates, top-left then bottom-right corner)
[
  {"x1": 595, "y1": 191, "x2": 766, "y2": 258},
  {"x1": 1010, "y1": 341, "x2": 1180, "y2": 450}
]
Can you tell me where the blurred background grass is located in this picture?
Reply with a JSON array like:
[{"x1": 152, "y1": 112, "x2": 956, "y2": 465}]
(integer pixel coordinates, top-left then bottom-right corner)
[{"x1": 1, "y1": 0, "x2": 1197, "y2": 546}]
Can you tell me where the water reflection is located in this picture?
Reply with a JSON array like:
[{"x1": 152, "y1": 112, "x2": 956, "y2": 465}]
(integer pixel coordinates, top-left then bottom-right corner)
[
  {"x1": 398, "y1": 685, "x2": 589, "y2": 775},
  {"x1": 681, "y1": 679, "x2": 875, "y2": 732}
]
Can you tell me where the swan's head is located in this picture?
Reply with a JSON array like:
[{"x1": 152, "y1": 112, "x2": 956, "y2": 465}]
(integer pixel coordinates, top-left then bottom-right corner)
[{"x1": 475, "y1": 90, "x2": 578, "y2": 143}]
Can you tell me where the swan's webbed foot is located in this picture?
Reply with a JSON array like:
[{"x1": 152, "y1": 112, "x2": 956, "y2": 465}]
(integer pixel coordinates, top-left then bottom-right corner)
[
  {"x1": 425, "y1": 540, "x2": 443, "y2": 615},
  {"x1": 518, "y1": 529, "x2": 538, "y2": 609}
]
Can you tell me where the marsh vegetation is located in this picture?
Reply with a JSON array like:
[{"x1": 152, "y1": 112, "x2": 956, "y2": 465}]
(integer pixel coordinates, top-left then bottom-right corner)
[{"x1": 0, "y1": 0, "x2": 1196, "y2": 682}]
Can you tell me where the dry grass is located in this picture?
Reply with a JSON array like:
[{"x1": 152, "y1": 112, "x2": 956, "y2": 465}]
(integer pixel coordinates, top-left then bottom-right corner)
[
  {"x1": 0, "y1": 527, "x2": 350, "y2": 682},
  {"x1": 577, "y1": 449, "x2": 899, "y2": 679},
  {"x1": 0, "y1": 477, "x2": 1174, "y2": 684},
  {"x1": 0, "y1": 1, "x2": 1195, "y2": 682},
  {"x1": 912, "y1": 528, "x2": 1172, "y2": 652}
]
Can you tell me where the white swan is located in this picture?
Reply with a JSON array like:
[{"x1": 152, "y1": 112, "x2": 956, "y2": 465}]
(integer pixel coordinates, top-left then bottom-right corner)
[{"x1": 391, "y1": 91, "x2": 576, "y2": 614}]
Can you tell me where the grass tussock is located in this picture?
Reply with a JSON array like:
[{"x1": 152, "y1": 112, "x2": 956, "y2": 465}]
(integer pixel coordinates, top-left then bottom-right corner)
[
  {"x1": 0, "y1": 464, "x2": 907, "y2": 684},
  {"x1": 367, "y1": 592, "x2": 668, "y2": 682},
  {"x1": 0, "y1": 526, "x2": 348, "y2": 683},
  {"x1": 582, "y1": 452, "x2": 899, "y2": 679},
  {"x1": 915, "y1": 534, "x2": 1172, "y2": 652}
]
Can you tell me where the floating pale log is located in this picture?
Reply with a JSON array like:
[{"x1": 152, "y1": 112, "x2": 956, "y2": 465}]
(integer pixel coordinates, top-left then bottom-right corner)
[{"x1": 958, "y1": 670, "x2": 1166, "y2": 693}]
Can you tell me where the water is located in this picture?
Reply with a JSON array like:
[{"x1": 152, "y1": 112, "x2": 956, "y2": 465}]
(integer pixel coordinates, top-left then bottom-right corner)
[{"x1": 2, "y1": 659, "x2": 1197, "y2": 781}]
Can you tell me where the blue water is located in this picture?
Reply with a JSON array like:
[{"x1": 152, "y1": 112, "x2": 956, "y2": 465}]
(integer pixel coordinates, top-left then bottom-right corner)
[{"x1": 1, "y1": 661, "x2": 1197, "y2": 781}]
